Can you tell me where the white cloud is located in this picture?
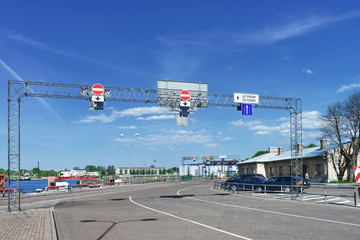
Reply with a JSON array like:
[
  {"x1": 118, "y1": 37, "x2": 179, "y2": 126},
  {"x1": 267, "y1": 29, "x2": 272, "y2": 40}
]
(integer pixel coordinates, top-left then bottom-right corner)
[
  {"x1": 118, "y1": 126, "x2": 137, "y2": 129},
  {"x1": 302, "y1": 68, "x2": 312, "y2": 74},
  {"x1": 112, "y1": 129, "x2": 216, "y2": 148},
  {"x1": 136, "y1": 114, "x2": 175, "y2": 121},
  {"x1": 157, "y1": 10, "x2": 360, "y2": 52},
  {"x1": 220, "y1": 137, "x2": 233, "y2": 141},
  {"x1": 337, "y1": 83, "x2": 360, "y2": 93},
  {"x1": 229, "y1": 110, "x2": 321, "y2": 139},
  {"x1": 255, "y1": 131, "x2": 271, "y2": 135},
  {"x1": 74, "y1": 106, "x2": 172, "y2": 123},
  {"x1": 0, "y1": 59, "x2": 63, "y2": 123},
  {"x1": 204, "y1": 143, "x2": 219, "y2": 148}
]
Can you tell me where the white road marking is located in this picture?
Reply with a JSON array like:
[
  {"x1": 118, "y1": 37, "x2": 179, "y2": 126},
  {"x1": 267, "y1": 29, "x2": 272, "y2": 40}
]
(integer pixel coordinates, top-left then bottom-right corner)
[
  {"x1": 314, "y1": 198, "x2": 342, "y2": 203},
  {"x1": 177, "y1": 186, "x2": 360, "y2": 228},
  {"x1": 129, "y1": 196, "x2": 253, "y2": 240},
  {"x1": 300, "y1": 196, "x2": 325, "y2": 201}
]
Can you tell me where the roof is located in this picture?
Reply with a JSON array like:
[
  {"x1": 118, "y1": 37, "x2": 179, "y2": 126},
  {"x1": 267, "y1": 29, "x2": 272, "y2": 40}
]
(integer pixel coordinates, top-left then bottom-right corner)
[{"x1": 241, "y1": 143, "x2": 342, "y2": 164}]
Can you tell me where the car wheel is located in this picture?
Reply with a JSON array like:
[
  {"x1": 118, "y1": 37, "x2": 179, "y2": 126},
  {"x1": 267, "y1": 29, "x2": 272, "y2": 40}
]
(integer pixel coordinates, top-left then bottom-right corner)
[
  {"x1": 256, "y1": 186, "x2": 263, "y2": 192},
  {"x1": 284, "y1": 187, "x2": 291, "y2": 192},
  {"x1": 231, "y1": 185, "x2": 237, "y2": 192}
]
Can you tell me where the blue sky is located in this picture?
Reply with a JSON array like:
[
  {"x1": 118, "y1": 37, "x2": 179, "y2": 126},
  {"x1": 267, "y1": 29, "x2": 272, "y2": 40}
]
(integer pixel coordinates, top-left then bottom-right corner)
[{"x1": 1, "y1": 1, "x2": 360, "y2": 170}]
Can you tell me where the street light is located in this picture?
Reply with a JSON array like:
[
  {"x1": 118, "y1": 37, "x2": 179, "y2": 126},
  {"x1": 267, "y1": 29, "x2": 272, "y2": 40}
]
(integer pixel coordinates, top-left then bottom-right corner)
[
  {"x1": 170, "y1": 148, "x2": 183, "y2": 184},
  {"x1": 120, "y1": 133, "x2": 140, "y2": 190}
]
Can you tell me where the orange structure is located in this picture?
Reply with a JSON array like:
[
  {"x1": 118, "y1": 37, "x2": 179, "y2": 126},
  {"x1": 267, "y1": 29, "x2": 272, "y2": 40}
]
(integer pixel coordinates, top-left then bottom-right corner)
[{"x1": 0, "y1": 174, "x2": 5, "y2": 197}]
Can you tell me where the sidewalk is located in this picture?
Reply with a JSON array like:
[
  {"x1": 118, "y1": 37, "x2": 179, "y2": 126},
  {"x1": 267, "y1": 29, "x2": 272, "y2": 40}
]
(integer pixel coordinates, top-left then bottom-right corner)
[{"x1": 0, "y1": 208, "x2": 53, "y2": 240}]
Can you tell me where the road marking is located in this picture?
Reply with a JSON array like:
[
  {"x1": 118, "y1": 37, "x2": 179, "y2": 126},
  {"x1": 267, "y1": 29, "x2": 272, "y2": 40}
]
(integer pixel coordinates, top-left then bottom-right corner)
[
  {"x1": 314, "y1": 198, "x2": 342, "y2": 203},
  {"x1": 300, "y1": 196, "x2": 325, "y2": 201},
  {"x1": 177, "y1": 187, "x2": 360, "y2": 228},
  {"x1": 129, "y1": 196, "x2": 252, "y2": 240}
]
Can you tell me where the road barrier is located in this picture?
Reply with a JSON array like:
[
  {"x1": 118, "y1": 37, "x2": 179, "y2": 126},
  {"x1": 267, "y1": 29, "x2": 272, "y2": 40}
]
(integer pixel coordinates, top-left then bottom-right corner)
[{"x1": 213, "y1": 181, "x2": 358, "y2": 207}]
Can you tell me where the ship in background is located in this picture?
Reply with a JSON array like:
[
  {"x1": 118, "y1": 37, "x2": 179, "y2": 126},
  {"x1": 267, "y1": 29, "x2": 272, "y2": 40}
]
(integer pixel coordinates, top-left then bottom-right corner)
[{"x1": 57, "y1": 168, "x2": 100, "y2": 181}]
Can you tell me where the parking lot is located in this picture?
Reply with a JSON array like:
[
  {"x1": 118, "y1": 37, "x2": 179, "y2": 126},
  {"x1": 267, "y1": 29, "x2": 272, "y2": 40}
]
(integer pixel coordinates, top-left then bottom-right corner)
[{"x1": 53, "y1": 181, "x2": 360, "y2": 240}]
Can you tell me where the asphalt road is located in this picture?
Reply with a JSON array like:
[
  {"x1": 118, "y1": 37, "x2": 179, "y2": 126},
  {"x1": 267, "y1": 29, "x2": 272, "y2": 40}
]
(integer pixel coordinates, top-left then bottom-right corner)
[{"x1": 53, "y1": 181, "x2": 360, "y2": 240}]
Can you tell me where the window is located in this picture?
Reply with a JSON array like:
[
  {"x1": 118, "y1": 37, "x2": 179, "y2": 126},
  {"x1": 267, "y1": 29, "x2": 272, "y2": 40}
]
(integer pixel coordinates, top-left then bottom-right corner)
[
  {"x1": 246, "y1": 168, "x2": 250, "y2": 174},
  {"x1": 120, "y1": 169, "x2": 123, "y2": 175},
  {"x1": 270, "y1": 167, "x2": 274, "y2": 176},
  {"x1": 251, "y1": 167, "x2": 254, "y2": 173},
  {"x1": 279, "y1": 166, "x2": 283, "y2": 176},
  {"x1": 316, "y1": 164, "x2": 322, "y2": 175},
  {"x1": 241, "y1": 168, "x2": 245, "y2": 175}
]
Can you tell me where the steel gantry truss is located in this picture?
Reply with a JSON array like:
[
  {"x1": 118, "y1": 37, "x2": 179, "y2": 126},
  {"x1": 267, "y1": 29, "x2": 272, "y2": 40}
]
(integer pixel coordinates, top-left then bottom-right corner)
[{"x1": 7, "y1": 80, "x2": 302, "y2": 211}]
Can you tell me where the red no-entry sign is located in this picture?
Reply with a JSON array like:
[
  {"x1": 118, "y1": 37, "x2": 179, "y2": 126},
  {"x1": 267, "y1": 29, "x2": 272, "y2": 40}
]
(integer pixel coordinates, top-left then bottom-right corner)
[
  {"x1": 180, "y1": 90, "x2": 190, "y2": 101},
  {"x1": 92, "y1": 84, "x2": 104, "y2": 95}
]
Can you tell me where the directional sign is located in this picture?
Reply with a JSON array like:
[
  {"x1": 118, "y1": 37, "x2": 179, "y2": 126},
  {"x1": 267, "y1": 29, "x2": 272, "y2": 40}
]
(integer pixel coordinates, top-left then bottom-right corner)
[
  {"x1": 180, "y1": 90, "x2": 190, "y2": 101},
  {"x1": 354, "y1": 166, "x2": 360, "y2": 183},
  {"x1": 242, "y1": 104, "x2": 252, "y2": 115},
  {"x1": 180, "y1": 101, "x2": 190, "y2": 107},
  {"x1": 91, "y1": 95, "x2": 104, "y2": 102},
  {"x1": 92, "y1": 84, "x2": 104, "y2": 95},
  {"x1": 234, "y1": 93, "x2": 259, "y2": 104}
]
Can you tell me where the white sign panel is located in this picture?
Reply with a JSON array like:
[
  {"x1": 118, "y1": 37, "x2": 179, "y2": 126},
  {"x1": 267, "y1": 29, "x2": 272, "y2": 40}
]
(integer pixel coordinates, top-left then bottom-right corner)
[
  {"x1": 92, "y1": 95, "x2": 104, "y2": 102},
  {"x1": 234, "y1": 93, "x2": 259, "y2": 104}
]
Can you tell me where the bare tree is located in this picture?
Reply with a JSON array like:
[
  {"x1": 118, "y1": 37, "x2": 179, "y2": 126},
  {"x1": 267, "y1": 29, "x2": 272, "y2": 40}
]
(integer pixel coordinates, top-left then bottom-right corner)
[{"x1": 320, "y1": 92, "x2": 360, "y2": 181}]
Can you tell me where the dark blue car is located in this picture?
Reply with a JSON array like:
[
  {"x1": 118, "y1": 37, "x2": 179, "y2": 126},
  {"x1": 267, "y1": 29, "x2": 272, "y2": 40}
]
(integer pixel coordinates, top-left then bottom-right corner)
[
  {"x1": 229, "y1": 175, "x2": 267, "y2": 191},
  {"x1": 256, "y1": 176, "x2": 311, "y2": 192}
]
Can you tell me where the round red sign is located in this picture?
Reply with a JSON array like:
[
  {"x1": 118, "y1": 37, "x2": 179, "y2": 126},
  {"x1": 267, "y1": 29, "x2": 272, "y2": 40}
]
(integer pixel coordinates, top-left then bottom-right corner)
[
  {"x1": 92, "y1": 84, "x2": 104, "y2": 95},
  {"x1": 180, "y1": 90, "x2": 190, "y2": 101}
]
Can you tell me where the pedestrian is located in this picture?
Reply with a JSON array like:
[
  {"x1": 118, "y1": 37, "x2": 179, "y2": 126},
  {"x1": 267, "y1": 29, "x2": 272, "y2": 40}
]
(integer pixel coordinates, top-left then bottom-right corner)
[{"x1": 305, "y1": 172, "x2": 309, "y2": 180}]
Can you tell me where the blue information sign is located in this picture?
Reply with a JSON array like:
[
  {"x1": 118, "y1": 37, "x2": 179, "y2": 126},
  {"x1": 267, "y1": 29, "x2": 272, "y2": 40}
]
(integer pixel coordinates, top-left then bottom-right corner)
[{"x1": 242, "y1": 104, "x2": 253, "y2": 115}]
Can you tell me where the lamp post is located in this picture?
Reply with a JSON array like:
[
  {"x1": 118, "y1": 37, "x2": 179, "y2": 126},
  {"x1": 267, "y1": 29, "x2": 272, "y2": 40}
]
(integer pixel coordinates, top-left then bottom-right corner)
[
  {"x1": 171, "y1": 148, "x2": 183, "y2": 184},
  {"x1": 120, "y1": 133, "x2": 140, "y2": 190}
]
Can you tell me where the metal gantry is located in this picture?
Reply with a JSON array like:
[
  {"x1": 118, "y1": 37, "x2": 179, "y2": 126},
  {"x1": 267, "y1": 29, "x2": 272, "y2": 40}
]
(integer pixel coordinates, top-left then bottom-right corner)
[{"x1": 7, "y1": 80, "x2": 302, "y2": 211}]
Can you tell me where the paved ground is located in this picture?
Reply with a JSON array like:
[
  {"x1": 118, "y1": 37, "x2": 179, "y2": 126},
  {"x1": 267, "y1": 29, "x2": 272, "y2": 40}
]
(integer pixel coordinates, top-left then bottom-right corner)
[
  {"x1": 53, "y1": 181, "x2": 360, "y2": 240},
  {"x1": 0, "y1": 209, "x2": 52, "y2": 240},
  {"x1": 1, "y1": 181, "x2": 359, "y2": 240}
]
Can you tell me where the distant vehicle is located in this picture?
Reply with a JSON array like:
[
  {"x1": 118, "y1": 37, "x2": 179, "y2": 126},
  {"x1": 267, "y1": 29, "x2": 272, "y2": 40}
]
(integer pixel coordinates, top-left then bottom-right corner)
[
  {"x1": 256, "y1": 176, "x2": 311, "y2": 192},
  {"x1": 230, "y1": 176, "x2": 267, "y2": 191}
]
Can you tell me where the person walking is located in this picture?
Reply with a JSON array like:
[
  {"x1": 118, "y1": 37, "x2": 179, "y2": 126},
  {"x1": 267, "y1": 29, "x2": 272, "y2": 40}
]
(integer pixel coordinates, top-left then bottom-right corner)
[{"x1": 305, "y1": 172, "x2": 309, "y2": 180}]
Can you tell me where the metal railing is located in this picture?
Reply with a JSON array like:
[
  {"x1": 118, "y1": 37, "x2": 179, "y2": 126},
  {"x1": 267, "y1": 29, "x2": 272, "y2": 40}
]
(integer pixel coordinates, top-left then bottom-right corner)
[{"x1": 213, "y1": 181, "x2": 358, "y2": 207}]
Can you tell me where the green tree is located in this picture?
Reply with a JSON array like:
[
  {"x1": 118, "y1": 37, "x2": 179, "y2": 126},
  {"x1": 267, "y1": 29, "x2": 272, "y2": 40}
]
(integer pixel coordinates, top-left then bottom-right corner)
[
  {"x1": 32, "y1": 168, "x2": 40, "y2": 175},
  {"x1": 97, "y1": 166, "x2": 106, "y2": 176},
  {"x1": 0, "y1": 168, "x2": 5, "y2": 174},
  {"x1": 106, "y1": 165, "x2": 115, "y2": 176},
  {"x1": 305, "y1": 143, "x2": 317, "y2": 148},
  {"x1": 85, "y1": 165, "x2": 97, "y2": 172},
  {"x1": 251, "y1": 150, "x2": 269, "y2": 158}
]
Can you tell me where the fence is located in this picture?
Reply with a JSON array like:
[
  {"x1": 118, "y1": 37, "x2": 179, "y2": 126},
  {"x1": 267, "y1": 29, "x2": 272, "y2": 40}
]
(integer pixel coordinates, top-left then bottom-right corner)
[{"x1": 213, "y1": 181, "x2": 359, "y2": 207}]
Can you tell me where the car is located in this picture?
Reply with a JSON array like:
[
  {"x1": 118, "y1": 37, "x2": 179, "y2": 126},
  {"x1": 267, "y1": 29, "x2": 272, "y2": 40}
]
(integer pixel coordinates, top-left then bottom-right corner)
[
  {"x1": 255, "y1": 176, "x2": 311, "y2": 193},
  {"x1": 230, "y1": 175, "x2": 268, "y2": 192},
  {"x1": 220, "y1": 176, "x2": 236, "y2": 189}
]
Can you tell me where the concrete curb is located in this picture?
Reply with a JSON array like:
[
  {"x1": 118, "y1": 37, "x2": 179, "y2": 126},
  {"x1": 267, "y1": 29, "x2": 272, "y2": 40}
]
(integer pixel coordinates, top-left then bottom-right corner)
[{"x1": 50, "y1": 207, "x2": 58, "y2": 240}]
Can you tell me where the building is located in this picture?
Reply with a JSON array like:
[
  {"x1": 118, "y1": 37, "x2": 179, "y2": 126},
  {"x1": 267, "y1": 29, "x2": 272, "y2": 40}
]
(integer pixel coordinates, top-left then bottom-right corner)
[
  {"x1": 115, "y1": 167, "x2": 165, "y2": 177},
  {"x1": 238, "y1": 140, "x2": 358, "y2": 182}
]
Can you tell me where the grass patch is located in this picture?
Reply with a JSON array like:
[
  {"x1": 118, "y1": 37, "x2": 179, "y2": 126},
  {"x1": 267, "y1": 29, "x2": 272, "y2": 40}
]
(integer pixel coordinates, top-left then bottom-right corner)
[{"x1": 329, "y1": 180, "x2": 355, "y2": 183}]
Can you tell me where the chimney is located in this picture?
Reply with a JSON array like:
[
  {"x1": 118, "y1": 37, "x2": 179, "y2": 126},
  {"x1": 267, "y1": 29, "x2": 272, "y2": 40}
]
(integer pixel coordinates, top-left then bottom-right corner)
[
  {"x1": 320, "y1": 139, "x2": 327, "y2": 150},
  {"x1": 297, "y1": 144, "x2": 303, "y2": 153},
  {"x1": 269, "y1": 147, "x2": 283, "y2": 154}
]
